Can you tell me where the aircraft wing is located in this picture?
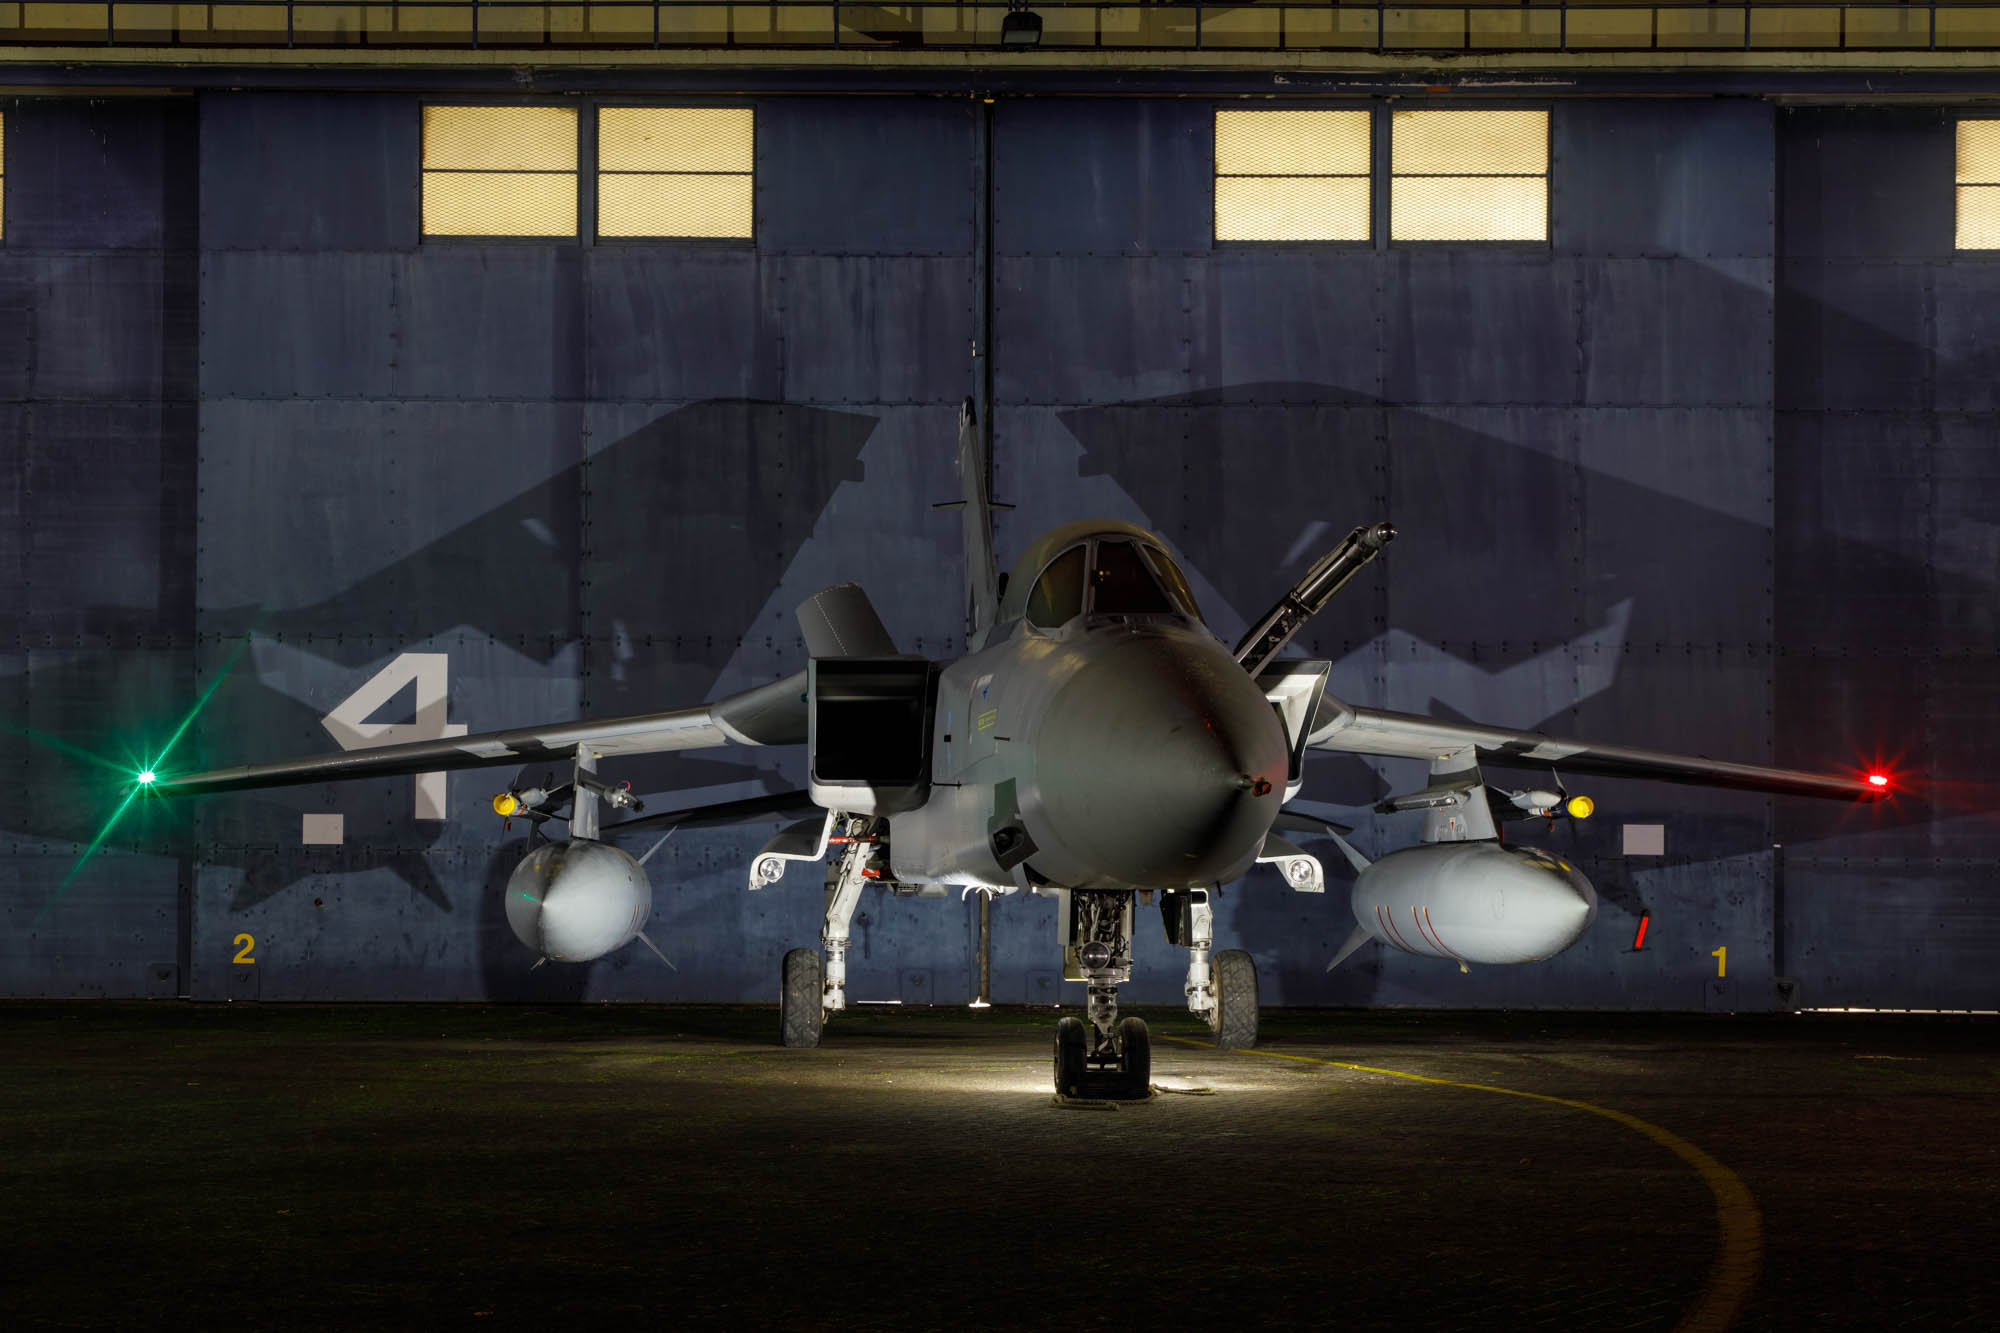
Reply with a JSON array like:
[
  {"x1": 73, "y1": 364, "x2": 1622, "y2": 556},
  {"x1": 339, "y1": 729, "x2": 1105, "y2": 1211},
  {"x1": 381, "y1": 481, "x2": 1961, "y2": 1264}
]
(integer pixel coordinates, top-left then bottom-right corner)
[
  {"x1": 1307, "y1": 695, "x2": 1884, "y2": 801},
  {"x1": 154, "y1": 671, "x2": 808, "y2": 797}
]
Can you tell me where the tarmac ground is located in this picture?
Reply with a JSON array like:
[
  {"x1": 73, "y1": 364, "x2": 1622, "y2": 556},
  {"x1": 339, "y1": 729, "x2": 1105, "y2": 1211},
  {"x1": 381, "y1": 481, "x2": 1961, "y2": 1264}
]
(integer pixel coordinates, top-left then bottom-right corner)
[{"x1": 4, "y1": 1002, "x2": 1997, "y2": 1331}]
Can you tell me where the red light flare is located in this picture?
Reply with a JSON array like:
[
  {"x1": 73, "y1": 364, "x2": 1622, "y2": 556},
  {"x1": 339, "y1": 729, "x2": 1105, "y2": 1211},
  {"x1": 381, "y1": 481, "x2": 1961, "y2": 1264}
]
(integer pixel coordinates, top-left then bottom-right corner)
[
  {"x1": 1847, "y1": 749, "x2": 1913, "y2": 803},
  {"x1": 1838, "y1": 753, "x2": 1990, "y2": 819}
]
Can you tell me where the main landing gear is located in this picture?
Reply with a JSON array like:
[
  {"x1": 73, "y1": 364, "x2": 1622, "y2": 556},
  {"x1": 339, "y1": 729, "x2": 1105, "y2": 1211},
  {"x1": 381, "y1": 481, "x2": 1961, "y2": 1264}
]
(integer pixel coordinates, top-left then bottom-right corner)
[
  {"x1": 1165, "y1": 887, "x2": 1259, "y2": 1050},
  {"x1": 779, "y1": 815, "x2": 883, "y2": 1049}
]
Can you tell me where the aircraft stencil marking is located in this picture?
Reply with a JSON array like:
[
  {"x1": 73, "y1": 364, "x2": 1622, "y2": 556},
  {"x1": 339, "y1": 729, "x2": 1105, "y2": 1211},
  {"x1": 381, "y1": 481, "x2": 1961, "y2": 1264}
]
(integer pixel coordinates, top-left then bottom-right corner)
[{"x1": 320, "y1": 653, "x2": 467, "y2": 820}]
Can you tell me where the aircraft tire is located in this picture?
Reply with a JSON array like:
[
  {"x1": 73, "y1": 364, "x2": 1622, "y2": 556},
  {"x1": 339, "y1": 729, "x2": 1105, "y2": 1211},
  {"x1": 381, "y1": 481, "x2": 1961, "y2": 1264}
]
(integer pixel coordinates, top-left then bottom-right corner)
[
  {"x1": 780, "y1": 948, "x2": 824, "y2": 1048},
  {"x1": 1116, "y1": 1016, "x2": 1151, "y2": 1097},
  {"x1": 1213, "y1": 949, "x2": 1259, "y2": 1049},
  {"x1": 1053, "y1": 1016, "x2": 1088, "y2": 1097}
]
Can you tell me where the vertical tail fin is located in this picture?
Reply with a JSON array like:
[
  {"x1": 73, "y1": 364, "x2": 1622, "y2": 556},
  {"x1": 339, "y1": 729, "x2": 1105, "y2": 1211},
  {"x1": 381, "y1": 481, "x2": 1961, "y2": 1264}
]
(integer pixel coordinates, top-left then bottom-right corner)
[{"x1": 956, "y1": 398, "x2": 1000, "y2": 650}]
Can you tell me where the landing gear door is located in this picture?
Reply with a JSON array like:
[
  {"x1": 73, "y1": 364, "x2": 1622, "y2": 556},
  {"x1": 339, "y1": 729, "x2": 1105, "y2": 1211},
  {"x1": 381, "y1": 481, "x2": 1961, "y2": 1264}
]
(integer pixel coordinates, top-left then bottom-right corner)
[
  {"x1": 808, "y1": 657, "x2": 940, "y2": 817},
  {"x1": 1256, "y1": 660, "x2": 1332, "y2": 803}
]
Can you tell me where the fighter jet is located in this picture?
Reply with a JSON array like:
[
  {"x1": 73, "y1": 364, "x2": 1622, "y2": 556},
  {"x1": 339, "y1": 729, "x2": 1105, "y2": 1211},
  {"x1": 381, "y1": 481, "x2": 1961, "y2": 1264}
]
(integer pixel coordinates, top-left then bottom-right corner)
[{"x1": 156, "y1": 403, "x2": 1890, "y2": 1098}]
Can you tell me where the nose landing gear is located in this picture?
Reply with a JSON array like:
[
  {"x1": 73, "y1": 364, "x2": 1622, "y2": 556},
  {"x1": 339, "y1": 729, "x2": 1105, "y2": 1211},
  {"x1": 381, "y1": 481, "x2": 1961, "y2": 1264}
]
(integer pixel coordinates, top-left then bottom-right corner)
[
  {"x1": 1052, "y1": 890, "x2": 1152, "y2": 1099},
  {"x1": 1053, "y1": 1013, "x2": 1151, "y2": 1099}
]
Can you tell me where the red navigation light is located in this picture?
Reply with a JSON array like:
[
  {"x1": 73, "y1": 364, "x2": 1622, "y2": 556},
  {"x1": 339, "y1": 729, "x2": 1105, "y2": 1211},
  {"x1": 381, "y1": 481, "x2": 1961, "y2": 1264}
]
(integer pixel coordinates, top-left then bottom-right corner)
[{"x1": 1867, "y1": 772, "x2": 1890, "y2": 789}]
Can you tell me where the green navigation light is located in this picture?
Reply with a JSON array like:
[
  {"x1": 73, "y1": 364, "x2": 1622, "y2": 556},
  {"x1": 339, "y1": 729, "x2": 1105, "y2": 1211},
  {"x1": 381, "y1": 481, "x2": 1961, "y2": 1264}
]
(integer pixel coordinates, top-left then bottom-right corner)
[{"x1": 38, "y1": 634, "x2": 256, "y2": 924}]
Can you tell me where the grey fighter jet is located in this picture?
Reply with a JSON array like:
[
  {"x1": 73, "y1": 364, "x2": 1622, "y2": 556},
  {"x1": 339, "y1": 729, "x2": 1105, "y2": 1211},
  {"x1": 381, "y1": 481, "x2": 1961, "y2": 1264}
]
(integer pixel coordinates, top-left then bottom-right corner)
[{"x1": 157, "y1": 404, "x2": 1889, "y2": 1098}]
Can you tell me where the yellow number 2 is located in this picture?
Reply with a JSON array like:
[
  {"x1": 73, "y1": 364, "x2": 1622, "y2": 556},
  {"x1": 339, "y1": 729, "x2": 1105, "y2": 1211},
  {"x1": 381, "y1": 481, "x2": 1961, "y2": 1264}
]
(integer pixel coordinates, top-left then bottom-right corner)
[
  {"x1": 1711, "y1": 945, "x2": 1726, "y2": 978},
  {"x1": 232, "y1": 933, "x2": 256, "y2": 965}
]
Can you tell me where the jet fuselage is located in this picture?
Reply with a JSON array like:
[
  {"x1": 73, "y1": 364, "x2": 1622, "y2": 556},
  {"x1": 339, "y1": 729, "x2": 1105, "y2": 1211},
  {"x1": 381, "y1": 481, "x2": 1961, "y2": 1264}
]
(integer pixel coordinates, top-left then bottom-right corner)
[{"x1": 891, "y1": 598, "x2": 1289, "y2": 892}]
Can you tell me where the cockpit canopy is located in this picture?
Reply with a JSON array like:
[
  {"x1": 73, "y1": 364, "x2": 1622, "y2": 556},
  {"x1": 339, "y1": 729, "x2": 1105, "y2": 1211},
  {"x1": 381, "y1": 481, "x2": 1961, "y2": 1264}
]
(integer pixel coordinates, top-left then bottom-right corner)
[{"x1": 1007, "y1": 524, "x2": 1202, "y2": 631}]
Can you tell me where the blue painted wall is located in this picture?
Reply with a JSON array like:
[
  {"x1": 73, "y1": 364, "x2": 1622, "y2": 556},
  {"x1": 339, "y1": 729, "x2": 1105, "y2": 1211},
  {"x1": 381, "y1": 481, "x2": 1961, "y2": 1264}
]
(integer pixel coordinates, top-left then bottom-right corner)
[{"x1": 2, "y1": 92, "x2": 1990, "y2": 1011}]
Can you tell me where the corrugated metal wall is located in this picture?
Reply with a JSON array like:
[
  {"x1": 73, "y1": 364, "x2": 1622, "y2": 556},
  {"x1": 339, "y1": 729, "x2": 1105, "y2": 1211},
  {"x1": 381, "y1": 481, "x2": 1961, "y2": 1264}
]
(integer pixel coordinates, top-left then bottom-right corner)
[
  {"x1": 1, "y1": 100, "x2": 199, "y2": 999},
  {"x1": 1, "y1": 92, "x2": 1991, "y2": 1009}
]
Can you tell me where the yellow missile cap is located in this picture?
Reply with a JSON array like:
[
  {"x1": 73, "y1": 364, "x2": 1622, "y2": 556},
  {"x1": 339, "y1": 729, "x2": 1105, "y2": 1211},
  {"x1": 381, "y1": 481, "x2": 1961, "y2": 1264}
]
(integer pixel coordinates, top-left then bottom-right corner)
[
  {"x1": 1566, "y1": 794, "x2": 1594, "y2": 820},
  {"x1": 493, "y1": 793, "x2": 519, "y2": 817}
]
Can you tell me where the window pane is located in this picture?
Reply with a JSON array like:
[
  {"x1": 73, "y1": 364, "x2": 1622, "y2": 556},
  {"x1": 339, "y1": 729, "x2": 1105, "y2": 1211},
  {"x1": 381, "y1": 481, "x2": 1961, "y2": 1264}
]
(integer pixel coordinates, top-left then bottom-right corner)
[
  {"x1": 1957, "y1": 185, "x2": 2000, "y2": 249},
  {"x1": 1217, "y1": 175, "x2": 1370, "y2": 242},
  {"x1": 601, "y1": 107, "x2": 754, "y2": 174},
  {"x1": 1027, "y1": 547, "x2": 1087, "y2": 629},
  {"x1": 1142, "y1": 547, "x2": 1203, "y2": 622},
  {"x1": 1216, "y1": 109, "x2": 1370, "y2": 176},
  {"x1": 1392, "y1": 175, "x2": 1546, "y2": 242},
  {"x1": 599, "y1": 173, "x2": 752, "y2": 239},
  {"x1": 423, "y1": 106, "x2": 576, "y2": 172},
  {"x1": 1090, "y1": 542, "x2": 1176, "y2": 616},
  {"x1": 1958, "y1": 121, "x2": 2000, "y2": 185},
  {"x1": 1392, "y1": 109, "x2": 1548, "y2": 176},
  {"x1": 422, "y1": 170, "x2": 577, "y2": 237}
]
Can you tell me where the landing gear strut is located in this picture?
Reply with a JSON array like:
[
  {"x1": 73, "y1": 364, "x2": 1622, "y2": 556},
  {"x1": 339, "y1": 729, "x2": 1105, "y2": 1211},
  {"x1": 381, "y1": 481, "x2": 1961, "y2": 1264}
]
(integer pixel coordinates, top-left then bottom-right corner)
[
  {"x1": 1051, "y1": 890, "x2": 1150, "y2": 1099},
  {"x1": 1167, "y1": 888, "x2": 1259, "y2": 1049},
  {"x1": 778, "y1": 814, "x2": 881, "y2": 1049}
]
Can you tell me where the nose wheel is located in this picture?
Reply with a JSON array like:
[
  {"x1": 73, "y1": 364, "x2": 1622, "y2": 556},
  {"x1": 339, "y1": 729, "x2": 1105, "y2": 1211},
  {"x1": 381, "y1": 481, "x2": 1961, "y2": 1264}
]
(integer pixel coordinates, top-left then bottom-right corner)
[{"x1": 1053, "y1": 1013, "x2": 1150, "y2": 1100}]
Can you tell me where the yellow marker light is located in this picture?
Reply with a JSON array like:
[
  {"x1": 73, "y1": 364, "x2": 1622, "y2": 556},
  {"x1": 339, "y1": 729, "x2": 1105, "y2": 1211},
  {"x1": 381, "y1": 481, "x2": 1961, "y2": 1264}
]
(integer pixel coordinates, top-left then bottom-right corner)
[
  {"x1": 1566, "y1": 795, "x2": 1595, "y2": 820},
  {"x1": 493, "y1": 793, "x2": 519, "y2": 817}
]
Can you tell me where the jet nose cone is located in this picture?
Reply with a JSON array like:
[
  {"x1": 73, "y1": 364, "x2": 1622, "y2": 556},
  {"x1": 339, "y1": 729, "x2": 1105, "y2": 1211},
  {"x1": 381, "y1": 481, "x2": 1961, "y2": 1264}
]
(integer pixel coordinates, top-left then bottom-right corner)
[{"x1": 1028, "y1": 634, "x2": 1288, "y2": 887}]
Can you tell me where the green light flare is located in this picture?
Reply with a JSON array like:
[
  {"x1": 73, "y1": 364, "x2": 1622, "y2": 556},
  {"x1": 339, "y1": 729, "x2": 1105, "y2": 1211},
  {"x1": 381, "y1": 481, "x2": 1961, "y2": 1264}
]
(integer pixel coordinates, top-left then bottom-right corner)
[
  {"x1": 37, "y1": 635, "x2": 255, "y2": 922},
  {"x1": 34, "y1": 781, "x2": 145, "y2": 927},
  {"x1": 145, "y1": 634, "x2": 254, "y2": 784},
  {"x1": 0, "y1": 717, "x2": 130, "y2": 776}
]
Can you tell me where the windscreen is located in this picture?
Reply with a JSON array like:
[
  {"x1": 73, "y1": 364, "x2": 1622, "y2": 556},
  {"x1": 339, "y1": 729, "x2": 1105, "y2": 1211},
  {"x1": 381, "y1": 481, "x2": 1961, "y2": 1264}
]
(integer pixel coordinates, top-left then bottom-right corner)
[
  {"x1": 1089, "y1": 541, "x2": 1176, "y2": 616},
  {"x1": 1026, "y1": 546, "x2": 1087, "y2": 628},
  {"x1": 1142, "y1": 546, "x2": 1202, "y2": 621}
]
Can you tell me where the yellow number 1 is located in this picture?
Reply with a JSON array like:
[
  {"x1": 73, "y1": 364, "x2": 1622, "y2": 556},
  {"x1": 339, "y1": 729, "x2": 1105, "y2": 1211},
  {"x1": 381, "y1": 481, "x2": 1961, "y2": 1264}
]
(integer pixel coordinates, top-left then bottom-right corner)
[
  {"x1": 232, "y1": 933, "x2": 256, "y2": 965},
  {"x1": 1711, "y1": 945, "x2": 1726, "y2": 978}
]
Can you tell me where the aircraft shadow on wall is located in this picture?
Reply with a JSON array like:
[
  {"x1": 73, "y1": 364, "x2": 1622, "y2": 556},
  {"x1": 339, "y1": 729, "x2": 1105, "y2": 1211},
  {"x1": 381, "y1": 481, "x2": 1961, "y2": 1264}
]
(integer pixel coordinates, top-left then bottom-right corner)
[
  {"x1": 1057, "y1": 383, "x2": 1959, "y2": 919},
  {"x1": 7, "y1": 389, "x2": 1956, "y2": 964},
  {"x1": 6, "y1": 401, "x2": 873, "y2": 994}
]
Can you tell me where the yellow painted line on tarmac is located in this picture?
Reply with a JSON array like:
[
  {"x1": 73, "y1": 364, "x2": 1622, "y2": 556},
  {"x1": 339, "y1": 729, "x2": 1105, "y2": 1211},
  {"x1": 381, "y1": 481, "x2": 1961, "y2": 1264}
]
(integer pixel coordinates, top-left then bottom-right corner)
[{"x1": 1164, "y1": 1036, "x2": 1762, "y2": 1333}]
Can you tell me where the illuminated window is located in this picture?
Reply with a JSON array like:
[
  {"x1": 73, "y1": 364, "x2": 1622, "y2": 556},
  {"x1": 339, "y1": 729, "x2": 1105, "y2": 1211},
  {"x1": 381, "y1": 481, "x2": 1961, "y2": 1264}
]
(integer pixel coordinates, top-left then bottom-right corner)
[
  {"x1": 421, "y1": 105, "x2": 577, "y2": 239},
  {"x1": 1390, "y1": 110, "x2": 1548, "y2": 243},
  {"x1": 1957, "y1": 121, "x2": 2000, "y2": 250},
  {"x1": 1215, "y1": 109, "x2": 1371, "y2": 243},
  {"x1": 598, "y1": 107, "x2": 754, "y2": 240}
]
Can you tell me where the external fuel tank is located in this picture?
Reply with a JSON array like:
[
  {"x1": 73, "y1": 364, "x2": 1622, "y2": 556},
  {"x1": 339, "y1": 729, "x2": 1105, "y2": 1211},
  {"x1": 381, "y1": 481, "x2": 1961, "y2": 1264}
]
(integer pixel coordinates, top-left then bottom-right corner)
[{"x1": 1351, "y1": 841, "x2": 1597, "y2": 965}]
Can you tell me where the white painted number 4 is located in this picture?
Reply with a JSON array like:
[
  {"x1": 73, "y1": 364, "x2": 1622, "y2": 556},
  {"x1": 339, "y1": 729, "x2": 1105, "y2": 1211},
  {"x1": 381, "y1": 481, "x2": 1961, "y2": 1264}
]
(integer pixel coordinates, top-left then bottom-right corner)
[{"x1": 320, "y1": 653, "x2": 468, "y2": 820}]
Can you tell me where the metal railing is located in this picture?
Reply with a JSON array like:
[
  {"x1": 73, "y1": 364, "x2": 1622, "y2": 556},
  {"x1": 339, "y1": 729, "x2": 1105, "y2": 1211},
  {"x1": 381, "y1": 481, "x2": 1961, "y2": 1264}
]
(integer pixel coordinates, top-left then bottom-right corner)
[{"x1": 0, "y1": 1, "x2": 1992, "y2": 53}]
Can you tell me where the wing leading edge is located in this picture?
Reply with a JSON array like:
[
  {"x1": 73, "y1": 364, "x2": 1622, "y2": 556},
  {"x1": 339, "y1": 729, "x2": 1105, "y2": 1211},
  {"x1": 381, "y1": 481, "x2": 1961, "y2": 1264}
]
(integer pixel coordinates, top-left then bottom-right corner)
[
  {"x1": 1308, "y1": 694, "x2": 1883, "y2": 801},
  {"x1": 154, "y1": 671, "x2": 808, "y2": 797}
]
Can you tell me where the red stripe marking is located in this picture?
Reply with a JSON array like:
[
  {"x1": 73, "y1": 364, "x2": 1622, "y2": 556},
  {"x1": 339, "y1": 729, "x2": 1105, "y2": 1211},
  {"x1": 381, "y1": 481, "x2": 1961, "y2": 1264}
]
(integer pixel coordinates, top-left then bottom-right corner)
[
  {"x1": 1379, "y1": 904, "x2": 1417, "y2": 954},
  {"x1": 1634, "y1": 914, "x2": 1650, "y2": 950},
  {"x1": 1423, "y1": 907, "x2": 1464, "y2": 962},
  {"x1": 1410, "y1": 905, "x2": 1443, "y2": 956}
]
